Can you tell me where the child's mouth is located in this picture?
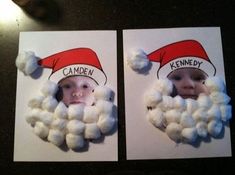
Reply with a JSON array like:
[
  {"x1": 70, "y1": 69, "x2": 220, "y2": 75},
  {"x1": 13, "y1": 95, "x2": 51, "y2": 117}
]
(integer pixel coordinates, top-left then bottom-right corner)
[{"x1": 180, "y1": 94, "x2": 198, "y2": 99}]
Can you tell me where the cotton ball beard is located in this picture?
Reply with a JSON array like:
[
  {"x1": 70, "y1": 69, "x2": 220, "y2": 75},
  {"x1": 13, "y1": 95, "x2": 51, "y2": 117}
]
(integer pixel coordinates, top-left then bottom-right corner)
[
  {"x1": 144, "y1": 78, "x2": 232, "y2": 144},
  {"x1": 25, "y1": 83, "x2": 116, "y2": 150}
]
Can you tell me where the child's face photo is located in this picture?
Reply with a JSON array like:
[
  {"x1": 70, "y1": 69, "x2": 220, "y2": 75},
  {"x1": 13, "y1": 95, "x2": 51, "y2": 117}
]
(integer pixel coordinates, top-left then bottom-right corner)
[
  {"x1": 168, "y1": 68, "x2": 209, "y2": 99},
  {"x1": 58, "y1": 76, "x2": 97, "y2": 106}
]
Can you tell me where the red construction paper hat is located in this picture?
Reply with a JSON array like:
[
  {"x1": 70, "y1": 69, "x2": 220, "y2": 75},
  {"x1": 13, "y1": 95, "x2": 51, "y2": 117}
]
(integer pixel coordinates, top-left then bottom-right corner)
[
  {"x1": 38, "y1": 48, "x2": 107, "y2": 85},
  {"x1": 147, "y1": 40, "x2": 216, "y2": 78}
]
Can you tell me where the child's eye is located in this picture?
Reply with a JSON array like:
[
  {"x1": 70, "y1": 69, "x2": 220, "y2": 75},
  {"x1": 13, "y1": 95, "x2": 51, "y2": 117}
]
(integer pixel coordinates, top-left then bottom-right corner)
[
  {"x1": 193, "y1": 76, "x2": 205, "y2": 82},
  {"x1": 62, "y1": 84, "x2": 71, "y2": 89},
  {"x1": 171, "y1": 75, "x2": 181, "y2": 81},
  {"x1": 81, "y1": 84, "x2": 88, "y2": 89}
]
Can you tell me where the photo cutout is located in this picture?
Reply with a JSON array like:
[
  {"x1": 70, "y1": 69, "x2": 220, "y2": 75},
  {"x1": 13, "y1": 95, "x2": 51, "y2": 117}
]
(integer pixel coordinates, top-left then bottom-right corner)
[
  {"x1": 14, "y1": 31, "x2": 118, "y2": 161},
  {"x1": 123, "y1": 27, "x2": 232, "y2": 159}
]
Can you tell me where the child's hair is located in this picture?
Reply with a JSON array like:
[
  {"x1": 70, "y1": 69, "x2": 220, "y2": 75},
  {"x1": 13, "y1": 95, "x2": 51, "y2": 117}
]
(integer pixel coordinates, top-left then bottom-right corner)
[
  {"x1": 170, "y1": 84, "x2": 178, "y2": 97},
  {"x1": 55, "y1": 86, "x2": 63, "y2": 102}
]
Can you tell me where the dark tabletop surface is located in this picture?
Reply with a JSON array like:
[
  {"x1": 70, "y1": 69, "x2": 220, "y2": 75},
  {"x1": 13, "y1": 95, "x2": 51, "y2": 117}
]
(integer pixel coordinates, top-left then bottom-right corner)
[{"x1": 0, "y1": 0, "x2": 235, "y2": 175}]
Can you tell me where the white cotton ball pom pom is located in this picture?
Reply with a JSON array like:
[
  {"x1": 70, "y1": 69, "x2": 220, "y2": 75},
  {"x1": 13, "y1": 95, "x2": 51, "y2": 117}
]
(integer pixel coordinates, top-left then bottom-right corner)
[
  {"x1": 181, "y1": 127, "x2": 198, "y2": 143},
  {"x1": 66, "y1": 133, "x2": 84, "y2": 150},
  {"x1": 196, "y1": 121, "x2": 208, "y2": 138},
  {"x1": 68, "y1": 104, "x2": 84, "y2": 120},
  {"x1": 146, "y1": 108, "x2": 166, "y2": 128},
  {"x1": 51, "y1": 118, "x2": 67, "y2": 131},
  {"x1": 48, "y1": 129, "x2": 65, "y2": 146},
  {"x1": 173, "y1": 95, "x2": 186, "y2": 111},
  {"x1": 15, "y1": 51, "x2": 39, "y2": 75},
  {"x1": 67, "y1": 120, "x2": 85, "y2": 135},
  {"x1": 207, "y1": 120, "x2": 223, "y2": 137},
  {"x1": 205, "y1": 77, "x2": 225, "y2": 92},
  {"x1": 54, "y1": 102, "x2": 68, "y2": 119},
  {"x1": 84, "y1": 123, "x2": 101, "y2": 139},
  {"x1": 126, "y1": 49, "x2": 149, "y2": 70},
  {"x1": 93, "y1": 86, "x2": 114, "y2": 101},
  {"x1": 158, "y1": 95, "x2": 174, "y2": 111},
  {"x1": 166, "y1": 123, "x2": 182, "y2": 142},
  {"x1": 41, "y1": 80, "x2": 58, "y2": 97},
  {"x1": 153, "y1": 79, "x2": 173, "y2": 95},
  {"x1": 165, "y1": 109, "x2": 181, "y2": 124},
  {"x1": 180, "y1": 112, "x2": 196, "y2": 128},
  {"x1": 144, "y1": 89, "x2": 162, "y2": 108},
  {"x1": 41, "y1": 96, "x2": 58, "y2": 112},
  {"x1": 39, "y1": 111, "x2": 53, "y2": 126},
  {"x1": 83, "y1": 106, "x2": 99, "y2": 123},
  {"x1": 192, "y1": 108, "x2": 207, "y2": 122},
  {"x1": 95, "y1": 100, "x2": 114, "y2": 115},
  {"x1": 34, "y1": 121, "x2": 49, "y2": 139},
  {"x1": 25, "y1": 108, "x2": 41, "y2": 125},
  {"x1": 197, "y1": 94, "x2": 212, "y2": 109},
  {"x1": 97, "y1": 114, "x2": 116, "y2": 134},
  {"x1": 207, "y1": 105, "x2": 221, "y2": 121},
  {"x1": 210, "y1": 92, "x2": 231, "y2": 105},
  {"x1": 185, "y1": 98, "x2": 198, "y2": 114},
  {"x1": 220, "y1": 105, "x2": 232, "y2": 122},
  {"x1": 28, "y1": 95, "x2": 45, "y2": 109}
]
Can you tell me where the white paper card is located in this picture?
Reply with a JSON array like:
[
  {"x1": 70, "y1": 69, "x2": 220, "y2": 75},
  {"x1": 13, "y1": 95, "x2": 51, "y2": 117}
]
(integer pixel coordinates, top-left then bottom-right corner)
[
  {"x1": 14, "y1": 31, "x2": 118, "y2": 161},
  {"x1": 123, "y1": 27, "x2": 232, "y2": 159}
]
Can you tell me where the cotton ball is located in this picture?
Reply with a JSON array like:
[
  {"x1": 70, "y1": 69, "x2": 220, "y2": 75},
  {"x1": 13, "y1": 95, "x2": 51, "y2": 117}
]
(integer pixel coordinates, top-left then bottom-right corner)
[
  {"x1": 180, "y1": 112, "x2": 196, "y2": 128},
  {"x1": 97, "y1": 114, "x2": 116, "y2": 134},
  {"x1": 93, "y1": 86, "x2": 114, "y2": 101},
  {"x1": 220, "y1": 104, "x2": 232, "y2": 122},
  {"x1": 126, "y1": 49, "x2": 149, "y2": 70},
  {"x1": 196, "y1": 121, "x2": 208, "y2": 138},
  {"x1": 95, "y1": 100, "x2": 114, "y2": 115},
  {"x1": 68, "y1": 104, "x2": 84, "y2": 120},
  {"x1": 210, "y1": 92, "x2": 231, "y2": 105},
  {"x1": 205, "y1": 77, "x2": 225, "y2": 92},
  {"x1": 41, "y1": 80, "x2": 58, "y2": 97},
  {"x1": 144, "y1": 89, "x2": 162, "y2": 108},
  {"x1": 34, "y1": 121, "x2": 49, "y2": 139},
  {"x1": 181, "y1": 127, "x2": 198, "y2": 143},
  {"x1": 25, "y1": 108, "x2": 41, "y2": 125},
  {"x1": 153, "y1": 78, "x2": 173, "y2": 95},
  {"x1": 41, "y1": 96, "x2": 58, "y2": 112},
  {"x1": 39, "y1": 110, "x2": 53, "y2": 126},
  {"x1": 173, "y1": 95, "x2": 186, "y2": 111},
  {"x1": 84, "y1": 123, "x2": 101, "y2": 139},
  {"x1": 54, "y1": 102, "x2": 68, "y2": 119},
  {"x1": 207, "y1": 120, "x2": 223, "y2": 137},
  {"x1": 66, "y1": 133, "x2": 84, "y2": 150},
  {"x1": 146, "y1": 108, "x2": 166, "y2": 128},
  {"x1": 197, "y1": 94, "x2": 212, "y2": 109},
  {"x1": 158, "y1": 95, "x2": 174, "y2": 111},
  {"x1": 67, "y1": 120, "x2": 85, "y2": 135},
  {"x1": 207, "y1": 105, "x2": 221, "y2": 121},
  {"x1": 165, "y1": 109, "x2": 181, "y2": 124},
  {"x1": 166, "y1": 123, "x2": 182, "y2": 142},
  {"x1": 51, "y1": 118, "x2": 67, "y2": 131},
  {"x1": 185, "y1": 98, "x2": 198, "y2": 114},
  {"x1": 15, "y1": 51, "x2": 39, "y2": 75},
  {"x1": 192, "y1": 108, "x2": 207, "y2": 122},
  {"x1": 83, "y1": 106, "x2": 99, "y2": 123},
  {"x1": 48, "y1": 129, "x2": 65, "y2": 146},
  {"x1": 28, "y1": 95, "x2": 45, "y2": 109}
]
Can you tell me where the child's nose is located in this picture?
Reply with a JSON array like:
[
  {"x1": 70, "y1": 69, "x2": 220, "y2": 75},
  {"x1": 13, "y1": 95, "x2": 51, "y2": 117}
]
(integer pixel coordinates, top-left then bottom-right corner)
[
  {"x1": 182, "y1": 77, "x2": 195, "y2": 89},
  {"x1": 72, "y1": 88, "x2": 84, "y2": 97}
]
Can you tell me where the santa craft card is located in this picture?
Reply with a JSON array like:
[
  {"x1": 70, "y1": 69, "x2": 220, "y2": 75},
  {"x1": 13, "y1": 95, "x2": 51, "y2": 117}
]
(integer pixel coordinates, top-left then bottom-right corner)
[
  {"x1": 14, "y1": 31, "x2": 118, "y2": 161},
  {"x1": 123, "y1": 27, "x2": 232, "y2": 159}
]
